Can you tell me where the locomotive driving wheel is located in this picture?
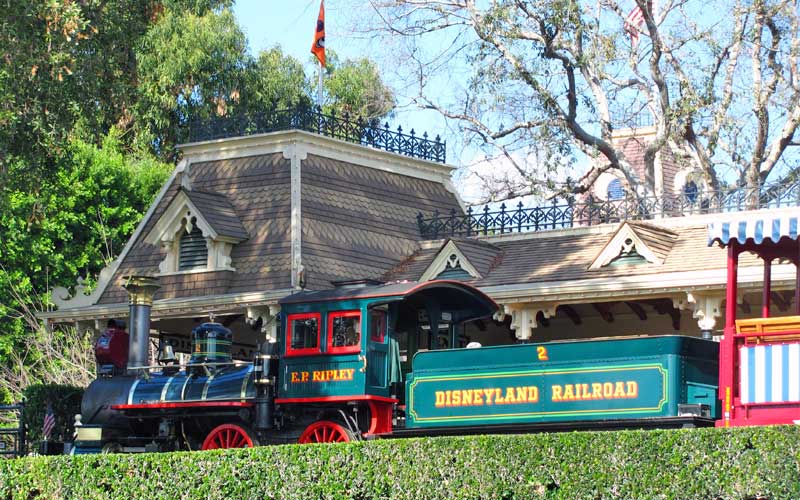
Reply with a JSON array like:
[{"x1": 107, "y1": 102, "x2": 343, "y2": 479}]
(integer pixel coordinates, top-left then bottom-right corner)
[
  {"x1": 298, "y1": 420, "x2": 355, "y2": 444},
  {"x1": 201, "y1": 423, "x2": 258, "y2": 450}
]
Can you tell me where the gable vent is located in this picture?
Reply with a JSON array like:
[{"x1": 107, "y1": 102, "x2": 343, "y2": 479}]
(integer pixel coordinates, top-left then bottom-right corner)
[{"x1": 179, "y1": 226, "x2": 207, "y2": 271}]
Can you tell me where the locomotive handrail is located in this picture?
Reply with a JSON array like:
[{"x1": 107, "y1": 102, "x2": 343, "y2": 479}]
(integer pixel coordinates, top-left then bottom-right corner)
[{"x1": 128, "y1": 360, "x2": 252, "y2": 371}]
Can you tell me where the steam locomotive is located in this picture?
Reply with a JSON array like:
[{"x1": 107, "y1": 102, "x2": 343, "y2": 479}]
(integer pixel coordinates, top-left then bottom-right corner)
[
  {"x1": 72, "y1": 210, "x2": 800, "y2": 453},
  {"x1": 73, "y1": 277, "x2": 720, "y2": 454}
]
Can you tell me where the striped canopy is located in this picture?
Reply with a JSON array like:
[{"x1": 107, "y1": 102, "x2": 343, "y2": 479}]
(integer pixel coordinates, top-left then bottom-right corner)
[{"x1": 707, "y1": 212, "x2": 800, "y2": 247}]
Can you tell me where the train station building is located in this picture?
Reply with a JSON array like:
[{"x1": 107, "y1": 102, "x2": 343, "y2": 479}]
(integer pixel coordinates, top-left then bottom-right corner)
[{"x1": 41, "y1": 110, "x2": 800, "y2": 360}]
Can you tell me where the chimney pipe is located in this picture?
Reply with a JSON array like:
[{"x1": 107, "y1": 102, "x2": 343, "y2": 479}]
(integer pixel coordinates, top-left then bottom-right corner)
[{"x1": 122, "y1": 276, "x2": 160, "y2": 373}]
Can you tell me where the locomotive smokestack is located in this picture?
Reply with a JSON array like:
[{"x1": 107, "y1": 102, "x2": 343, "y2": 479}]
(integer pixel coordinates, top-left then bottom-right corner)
[{"x1": 122, "y1": 276, "x2": 160, "y2": 373}]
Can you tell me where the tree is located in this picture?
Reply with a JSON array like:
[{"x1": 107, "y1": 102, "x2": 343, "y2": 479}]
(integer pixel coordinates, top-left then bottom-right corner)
[
  {"x1": 0, "y1": 132, "x2": 172, "y2": 360},
  {"x1": 134, "y1": 6, "x2": 252, "y2": 156},
  {"x1": 324, "y1": 52, "x2": 395, "y2": 121},
  {"x1": 0, "y1": 0, "x2": 398, "y2": 389},
  {"x1": 365, "y1": 0, "x2": 800, "y2": 202}
]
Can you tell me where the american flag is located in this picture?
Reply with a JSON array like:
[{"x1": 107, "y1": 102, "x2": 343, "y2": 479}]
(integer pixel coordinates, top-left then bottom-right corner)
[
  {"x1": 624, "y1": 2, "x2": 646, "y2": 46},
  {"x1": 42, "y1": 404, "x2": 55, "y2": 440}
]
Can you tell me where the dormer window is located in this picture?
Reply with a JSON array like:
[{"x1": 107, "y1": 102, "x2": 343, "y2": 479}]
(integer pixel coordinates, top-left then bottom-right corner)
[
  {"x1": 144, "y1": 189, "x2": 248, "y2": 275},
  {"x1": 607, "y1": 238, "x2": 648, "y2": 266},
  {"x1": 178, "y1": 222, "x2": 208, "y2": 271},
  {"x1": 589, "y1": 221, "x2": 677, "y2": 270}
]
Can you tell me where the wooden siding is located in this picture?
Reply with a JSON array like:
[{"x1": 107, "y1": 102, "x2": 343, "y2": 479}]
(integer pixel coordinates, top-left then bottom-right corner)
[
  {"x1": 300, "y1": 154, "x2": 462, "y2": 290},
  {"x1": 98, "y1": 153, "x2": 292, "y2": 303}
]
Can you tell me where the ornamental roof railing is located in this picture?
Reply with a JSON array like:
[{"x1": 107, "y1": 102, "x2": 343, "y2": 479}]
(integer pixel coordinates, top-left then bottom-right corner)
[
  {"x1": 418, "y1": 180, "x2": 800, "y2": 239},
  {"x1": 186, "y1": 107, "x2": 446, "y2": 163}
]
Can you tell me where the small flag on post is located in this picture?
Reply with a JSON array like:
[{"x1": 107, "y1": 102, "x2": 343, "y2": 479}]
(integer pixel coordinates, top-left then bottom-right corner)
[
  {"x1": 311, "y1": 1, "x2": 326, "y2": 67},
  {"x1": 624, "y1": 2, "x2": 645, "y2": 47},
  {"x1": 42, "y1": 403, "x2": 55, "y2": 440}
]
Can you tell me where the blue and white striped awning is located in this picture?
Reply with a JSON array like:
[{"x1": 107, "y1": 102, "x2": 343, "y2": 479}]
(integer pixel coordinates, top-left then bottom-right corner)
[{"x1": 708, "y1": 212, "x2": 800, "y2": 247}]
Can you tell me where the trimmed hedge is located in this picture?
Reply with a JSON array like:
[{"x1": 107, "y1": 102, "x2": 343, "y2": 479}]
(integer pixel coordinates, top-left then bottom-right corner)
[
  {"x1": 2, "y1": 426, "x2": 799, "y2": 499},
  {"x1": 21, "y1": 384, "x2": 84, "y2": 444}
]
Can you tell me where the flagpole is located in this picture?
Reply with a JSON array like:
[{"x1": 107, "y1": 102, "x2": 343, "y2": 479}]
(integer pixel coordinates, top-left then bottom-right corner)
[{"x1": 317, "y1": 61, "x2": 324, "y2": 109}]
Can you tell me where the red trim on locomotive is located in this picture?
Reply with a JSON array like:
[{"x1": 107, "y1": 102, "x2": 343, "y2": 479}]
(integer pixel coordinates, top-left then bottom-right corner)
[
  {"x1": 326, "y1": 310, "x2": 362, "y2": 355},
  {"x1": 369, "y1": 309, "x2": 386, "y2": 343},
  {"x1": 111, "y1": 401, "x2": 254, "y2": 410},
  {"x1": 285, "y1": 312, "x2": 323, "y2": 357},
  {"x1": 275, "y1": 394, "x2": 398, "y2": 404},
  {"x1": 365, "y1": 400, "x2": 393, "y2": 436}
]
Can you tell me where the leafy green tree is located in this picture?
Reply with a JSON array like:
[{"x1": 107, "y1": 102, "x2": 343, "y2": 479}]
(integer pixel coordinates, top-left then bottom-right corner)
[
  {"x1": 0, "y1": 0, "x2": 396, "y2": 391},
  {"x1": 0, "y1": 132, "x2": 171, "y2": 359},
  {"x1": 367, "y1": 0, "x2": 800, "y2": 201},
  {"x1": 248, "y1": 47, "x2": 313, "y2": 112},
  {"x1": 324, "y1": 53, "x2": 395, "y2": 121},
  {"x1": 134, "y1": 6, "x2": 251, "y2": 156}
]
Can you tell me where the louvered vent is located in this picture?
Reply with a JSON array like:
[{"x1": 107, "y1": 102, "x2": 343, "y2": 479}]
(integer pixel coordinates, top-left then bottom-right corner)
[{"x1": 179, "y1": 226, "x2": 207, "y2": 271}]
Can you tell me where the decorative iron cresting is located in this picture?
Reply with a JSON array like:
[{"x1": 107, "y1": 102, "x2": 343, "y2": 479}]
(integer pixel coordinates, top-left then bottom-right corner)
[
  {"x1": 187, "y1": 107, "x2": 446, "y2": 163},
  {"x1": 418, "y1": 180, "x2": 800, "y2": 239}
]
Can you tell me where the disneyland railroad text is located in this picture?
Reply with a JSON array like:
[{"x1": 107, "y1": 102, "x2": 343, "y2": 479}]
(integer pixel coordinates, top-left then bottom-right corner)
[
  {"x1": 290, "y1": 369, "x2": 356, "y2": 383},
  {"x1": 434, "y1": 386, "x2": 540, "y2": 407},
  {"x1": 551, "y1": 381, "x2": 638, "y2": 401}
]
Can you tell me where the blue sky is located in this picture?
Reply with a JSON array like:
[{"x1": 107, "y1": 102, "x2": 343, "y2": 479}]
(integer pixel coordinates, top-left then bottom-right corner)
[
  {"x1": 231, "y1": 1, "x2": 499, "y2": 202},
  {"x1": 231, "y1": 2, "x2": 454, "y2": 148}
]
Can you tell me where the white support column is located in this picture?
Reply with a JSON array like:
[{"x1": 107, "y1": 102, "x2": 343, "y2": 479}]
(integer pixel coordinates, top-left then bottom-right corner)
[
  {"x1": 674, "y1": 292, "x2": 724, "y2": 339},
  {"x1": 284, "y1": 143, "x2": 308, "y2": 289},
  {"x1": 246, "y1": 305, "x2": 281, "y2": 344},
  {"x1": 496, "y1": 302, "x2": 558, "y2": 341}
]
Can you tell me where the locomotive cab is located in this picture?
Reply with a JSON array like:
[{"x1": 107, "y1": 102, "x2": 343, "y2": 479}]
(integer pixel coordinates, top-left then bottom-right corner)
[{"x1": 277, "y1": 280, "x2": 498, "y2": 438}]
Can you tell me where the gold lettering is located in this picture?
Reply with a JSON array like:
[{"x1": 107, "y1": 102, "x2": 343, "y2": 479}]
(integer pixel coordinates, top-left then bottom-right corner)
[
  {"x1": 494, "y1": 388, "x2": 504, "y2": 404},
  {"x1": 483, "y1": 389, "x2": 495, "y2": 405},
  {"x1": 552, "y1": 385, "x2": 563, "y2": 402},
  {"x1": 563, "y1": 384, "x2": 574, "y2": 401},
  {"x1": 504, "y1": 387, "x2": 517, "y2": 404},
  {"x1": 461, "y1": 390, "x2": 473, "y2": 406},
  {"x1": 291, "y1": 372, "x2": 299, "y2": 383},
  {"x1": 592, "y1": 383, "x2": 602, "y2": 399},
  {"x1": 603, "y1": 382, "x2": 613, "y2": 398},
  {"x1": 474, "y1": 391, "x2": 483, "y2": 405},
  {"x1": 613, "y1": 382, "x2": 626, "y2": 398},
  {"x1": 435, "y1": 391, "x2": 445, "y2": 407},
  {"x1": 528, "y1": 386, "x2": 539, "y2": 402},
  {"x1": 452, "y1": 390, "x2": 461, "y2": 406},
  {"x1": 301, "y1": 371, "x2": 309, "y2": 382},
  {"x1": 626, "y1": 381, "x2": 638, "y2": 397}
]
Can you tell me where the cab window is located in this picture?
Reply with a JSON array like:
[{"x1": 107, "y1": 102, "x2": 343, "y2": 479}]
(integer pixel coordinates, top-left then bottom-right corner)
[
  {"x1": 286, "y1": 313, "x2": 321, "y2": 356},
  {"x1": 370, "y1": 309, "x2": 386, "y2": 343},
  {"x1": 327, "y1": 311, "x2": 361, "y2": 354}
]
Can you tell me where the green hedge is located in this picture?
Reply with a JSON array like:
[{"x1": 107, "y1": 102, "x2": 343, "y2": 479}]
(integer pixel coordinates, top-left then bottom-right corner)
[
  {"x1": 2, "y1": 426, "x2": 799, "y2": 499},
  {"x1": 21, "y1": 384, "x2": 84, "y2": 444}
]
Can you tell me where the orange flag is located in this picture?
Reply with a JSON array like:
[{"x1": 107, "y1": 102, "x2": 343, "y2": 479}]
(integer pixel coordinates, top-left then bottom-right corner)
[{"x1": 311, "y1": 1, "x2": 326, "y2": 66}]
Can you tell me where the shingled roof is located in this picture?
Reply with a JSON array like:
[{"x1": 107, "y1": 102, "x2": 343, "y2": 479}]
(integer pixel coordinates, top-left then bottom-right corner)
[
  {"x1": 385, "y1": 222, "x2": 761, "y2": 288},
  {"x1": 183, "y1": 189, "x2": 248, "y2": 241}
]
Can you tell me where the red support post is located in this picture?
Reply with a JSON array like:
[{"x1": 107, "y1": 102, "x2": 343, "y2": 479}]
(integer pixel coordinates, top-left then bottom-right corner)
[
  {"x1": 725, "y1": 243, "x2": 738, "y2": 329},
  {"x1": 762, "y1": 258, "x2": 772, "y2": 318}
]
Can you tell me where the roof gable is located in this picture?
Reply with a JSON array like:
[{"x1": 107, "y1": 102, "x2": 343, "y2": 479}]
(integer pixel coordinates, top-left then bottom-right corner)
[
  {"x1": 589, "y1": 221, "x2": 678, "y2": 269},
  {"x1": 420, "y1": 238, "x2": 502, "y2": 281},
  {"x1": 145, "y1": 188, "x2": 248, "y2": 246}
]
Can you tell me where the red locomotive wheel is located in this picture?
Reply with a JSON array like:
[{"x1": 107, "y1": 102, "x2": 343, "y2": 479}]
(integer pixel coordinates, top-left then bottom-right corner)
[
  {"x1": 201, "y1": 423, "x2": 257, "y2": 450},
  {"x1": 298, "y1": 420, "x2": 354, "y2": 444}
]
